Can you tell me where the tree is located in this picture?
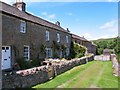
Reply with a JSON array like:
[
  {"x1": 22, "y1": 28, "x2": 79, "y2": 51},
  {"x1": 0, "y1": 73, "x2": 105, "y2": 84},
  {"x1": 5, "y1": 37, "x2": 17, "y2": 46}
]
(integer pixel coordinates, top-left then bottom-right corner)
[{"x1": 69, "y1": 41, "x2": 76, "y2": 59}]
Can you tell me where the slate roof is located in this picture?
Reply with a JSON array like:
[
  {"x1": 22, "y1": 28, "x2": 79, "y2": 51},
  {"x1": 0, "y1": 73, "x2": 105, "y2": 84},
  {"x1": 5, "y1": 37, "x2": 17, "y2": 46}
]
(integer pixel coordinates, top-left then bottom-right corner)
[
  {"x1": 0, "y1": 1, "x2": 69, "y2": 34},
  {"x1": 72, "y1": 34, "x2": 89, "y2": 42}
]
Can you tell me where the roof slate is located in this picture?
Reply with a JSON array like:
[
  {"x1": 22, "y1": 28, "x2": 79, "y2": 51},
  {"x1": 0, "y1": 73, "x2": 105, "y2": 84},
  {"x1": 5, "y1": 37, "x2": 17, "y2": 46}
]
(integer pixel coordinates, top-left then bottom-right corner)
[
  {"x1": 72, "y1": 34, "x2": 89, "y2": 41},
  {"x1": 0, "y1": 1, "x2": 69, "y2": 33}
]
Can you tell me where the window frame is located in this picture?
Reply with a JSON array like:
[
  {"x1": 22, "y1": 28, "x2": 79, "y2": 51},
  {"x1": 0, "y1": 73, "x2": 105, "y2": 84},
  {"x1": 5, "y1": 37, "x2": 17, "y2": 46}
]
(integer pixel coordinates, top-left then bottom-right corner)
[
  {"x1": 66, "y1": 48, "x2": 69, "y2": 56},
  {"x1": 66, "y1": 35, "x2": 69, "y2": 43},
  {"x1": 23, "y1": 45, "x2": 30, "y2": 61},
  {"x1": 46, "y1": 30, "x2": 50, "y2": 41},
  {"x1": 45, "y1": 48, "x2": 52, "y2": 58},
  {"x1": 20, "y1": 20, "x2": 26, "y2": 33},
  {"x1": 57, "y1": 33, "x2": 60, "y2": 42}
]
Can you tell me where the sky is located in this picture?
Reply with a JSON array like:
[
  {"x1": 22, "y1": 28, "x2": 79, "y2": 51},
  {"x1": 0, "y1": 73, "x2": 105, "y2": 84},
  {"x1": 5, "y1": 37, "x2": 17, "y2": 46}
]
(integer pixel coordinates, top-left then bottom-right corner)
[{"x1": 1, "y1": 0, "x2": 118, "y2": 40}]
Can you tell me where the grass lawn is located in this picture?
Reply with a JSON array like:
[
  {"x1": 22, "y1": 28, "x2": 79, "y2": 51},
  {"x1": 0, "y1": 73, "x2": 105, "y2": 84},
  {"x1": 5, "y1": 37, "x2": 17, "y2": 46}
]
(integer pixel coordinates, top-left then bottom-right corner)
[{"x1": 33, "y1": 61, "x2": 118, "y2": 89}]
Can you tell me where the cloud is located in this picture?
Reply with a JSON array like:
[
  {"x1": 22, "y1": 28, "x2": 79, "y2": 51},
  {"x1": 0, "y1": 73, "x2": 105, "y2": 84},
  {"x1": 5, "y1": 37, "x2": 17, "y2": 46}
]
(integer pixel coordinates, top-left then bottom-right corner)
[
  {"x1": 99, "y1": 19, "x2": 118, "y2": 32},
  {"x1": 91, "y1": 35, "x2": 117, "y2": 40},
  {"x1": 41, "y1": 12, "x2": 47, "y2": 16},
  {"x1": 94, "y1": 35, "x2": 110, "y2": 40},
  {"x1": 48, "y1": 14, "x2": 56, "y2": 19},
  {"x1": 83, "y1": 33, "x2": 92, "y2": 40},
  {"x1": 41, "y1": 12, "x2": 56, "y2": 19},
  {"x1": 83, "y1": 32, "x2": 117, "y2": 40},
  {"x1": 67, "y1": 13, "x2": 73, "y2": 16}
]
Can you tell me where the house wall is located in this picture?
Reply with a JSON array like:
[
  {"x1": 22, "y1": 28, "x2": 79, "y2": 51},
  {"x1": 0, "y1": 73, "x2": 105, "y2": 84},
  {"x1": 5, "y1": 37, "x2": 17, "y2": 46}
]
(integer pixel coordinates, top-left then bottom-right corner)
[
  {"x1": 2, "y1": 13, "x2": 71, "y2": 68},
  {"x1": 0, "y1": 10, "x2": 2, "y2": 89},
  {"x1": 72, "y1": 38, "x2": 96, "y2": 55}
]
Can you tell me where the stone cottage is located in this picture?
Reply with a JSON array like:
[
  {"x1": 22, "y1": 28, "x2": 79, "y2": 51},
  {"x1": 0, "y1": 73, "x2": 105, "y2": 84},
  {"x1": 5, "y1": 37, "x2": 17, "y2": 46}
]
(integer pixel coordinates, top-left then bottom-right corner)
[
  {"x1": 0, "y1": 1, "x2": 71, "y2": 70},
  {"x1": 0, "y1": 1, "x2": 97, "y2": 70},
  {"x1": 72, "y1": 34, "x2": 97, "y2": 54}
]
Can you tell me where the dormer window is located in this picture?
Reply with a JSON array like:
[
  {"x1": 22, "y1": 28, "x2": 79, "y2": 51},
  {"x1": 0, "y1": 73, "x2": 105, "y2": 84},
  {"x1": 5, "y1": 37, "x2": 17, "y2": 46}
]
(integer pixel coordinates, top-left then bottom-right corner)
[
  {"x1": 20, "y1": 20, "x2": 26, "y2": 33},
  {"x1": 57, "y1": 33, "x2": 60, "y2": 42}
]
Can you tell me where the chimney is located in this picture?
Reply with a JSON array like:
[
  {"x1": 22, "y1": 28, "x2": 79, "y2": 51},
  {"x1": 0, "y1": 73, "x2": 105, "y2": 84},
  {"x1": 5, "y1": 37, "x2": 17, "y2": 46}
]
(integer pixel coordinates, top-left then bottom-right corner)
[
  {"x1": 13, "y1": 0, "x2": 26, "y2": 12},
  {"x1": 67, "y1": 28, "x2": 70, "y2": 32},
  {"x1": 55, "y1": 21, "x2": 60, "y2": 26}
]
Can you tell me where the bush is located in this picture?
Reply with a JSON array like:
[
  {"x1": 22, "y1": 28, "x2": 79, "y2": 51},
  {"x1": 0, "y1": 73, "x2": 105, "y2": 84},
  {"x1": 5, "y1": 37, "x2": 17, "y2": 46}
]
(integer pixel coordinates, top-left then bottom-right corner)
[
  {"x1": 16, "y1": 58, "x2": 31, "y2": 69},
  {"x1": 30, "y1": 59, "x2": 40, "y2": 67},
  {"x1": 74, "y1": 43, "x2": 86, "y2": 58},
  {"x1": 69, "y1": 41, "x2": 76, "y2": 59},
  {"x1": 69, "y1": 42, "x2": 86, "y2": 59}
]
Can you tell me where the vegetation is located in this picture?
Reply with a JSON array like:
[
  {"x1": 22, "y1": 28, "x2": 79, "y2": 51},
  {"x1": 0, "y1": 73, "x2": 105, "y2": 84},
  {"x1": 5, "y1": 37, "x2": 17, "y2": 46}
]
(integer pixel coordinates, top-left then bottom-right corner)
[
  {"x1": 69, "y1": 42, "x2": 86, "y2": 59},
  {"x1": 16, "y1": 57, "x2": 41, "y2": 69},
  {"x1": 92, "y1": 37, "x2": 119, "y2": 54},
  {"x1": 92, "y1": 37, "x2": 120, "y2": 63},
  {"x1": 52, "y1": 41, "x2": 60, "y2": 58},
  {"x1": 74, "y1": 43, "x2": 86, "y2": 58},
  {"x1": 33, "y1": 61, "x2": 118, "y2": 88},
  {"x1": 69, "y1": 41, "x2": 76, "y2": 59},
  {"x1": 40, "y1": 44, "x2": 46, "y2": 59},
  {"x1": 16, "y1": 58, "x2": 31, "y2": 69}
]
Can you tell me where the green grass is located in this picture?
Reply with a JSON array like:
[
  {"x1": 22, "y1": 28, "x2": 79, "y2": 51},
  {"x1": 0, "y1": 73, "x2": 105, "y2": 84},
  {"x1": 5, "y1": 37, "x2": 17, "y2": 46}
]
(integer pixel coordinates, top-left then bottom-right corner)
[{"x1": 33, "y1": 61, "x2": 118, "y2": 89}]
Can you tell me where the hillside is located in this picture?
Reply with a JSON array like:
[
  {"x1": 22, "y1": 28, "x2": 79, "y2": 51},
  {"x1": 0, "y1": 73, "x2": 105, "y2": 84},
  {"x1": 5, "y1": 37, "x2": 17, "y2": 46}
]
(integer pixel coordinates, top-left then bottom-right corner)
[
  {"x1": 92, "y1": 37, "x2": 117, "y2": 54},
  {"x1": 92, "y1": 37, "x2": 120, "y2": 63}
]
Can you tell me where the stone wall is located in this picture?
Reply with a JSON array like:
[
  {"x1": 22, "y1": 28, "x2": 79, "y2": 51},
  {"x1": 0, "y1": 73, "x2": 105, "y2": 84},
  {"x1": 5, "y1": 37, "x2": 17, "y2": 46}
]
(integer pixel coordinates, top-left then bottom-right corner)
[
  {"x1": 94, "y1": 55, "x2": 110, "y2": 61},
  {"x1": 2, "y1": 55, "x2": 94, "y2": 89}
]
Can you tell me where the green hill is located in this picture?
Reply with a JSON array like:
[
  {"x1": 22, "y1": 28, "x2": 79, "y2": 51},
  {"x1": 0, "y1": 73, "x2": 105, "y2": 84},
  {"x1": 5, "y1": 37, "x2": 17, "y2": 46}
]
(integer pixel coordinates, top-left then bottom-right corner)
[{"x1": 92, "y1": 37, "x2": 120, "y2": 63}]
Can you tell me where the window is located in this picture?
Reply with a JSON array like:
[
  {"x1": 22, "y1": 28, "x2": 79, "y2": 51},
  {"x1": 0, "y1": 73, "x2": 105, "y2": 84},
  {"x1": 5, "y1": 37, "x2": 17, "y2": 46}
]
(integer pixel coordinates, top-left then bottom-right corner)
[
  {"x1": 46, "y1": 31, "x2": 49, "y2": 41},
  {"x1": 20, "y1": 20, "x2": 26, "y2": 33},
  {"x1": 75, "y1": 40, "x2": 77, "y2": 43},
  {"x1": 45, "y1": 48, "x2": 52, "y2": 58},
  {"x1": 24, "y1": 45, "x2": 30, "y2": 61},
  {"x1": 57, "y1": 33, "x2": 60, "y2": 42},
  {"x1": 66, "y1": 48, "x2": 69, "y2": 56},
  {"x1": 60, "y1": 50, "x2": 63, "y2": 58},
  {"x1": 66, "y1": 36, "x2": 69, "y2": 43}
]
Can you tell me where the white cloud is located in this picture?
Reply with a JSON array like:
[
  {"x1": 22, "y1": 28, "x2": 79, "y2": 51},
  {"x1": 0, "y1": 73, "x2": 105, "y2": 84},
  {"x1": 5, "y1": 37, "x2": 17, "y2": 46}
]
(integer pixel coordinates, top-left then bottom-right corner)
[
  {"x1": 83, "y1": 33, "x2": 92, "y2": 40},
  {"x1": 94, "y1": 35, "x2": 110, "y2": 40},
  {"x1": 91, "y1": 35, "x2": 117, "y2": 40},
  {"x1": 99, "y1": 19, "x2": 118, "y2": 32},
  {"x1": 41, "y1": 12, "x2": 56, "y2": 19},
  {"x1": 48, "y1": 14, "x2": 56, "y2": 19},
  {"x1": 41, "y1": 12, "x2": 47, "y2": 16},
  {"x1": 67, "y1": 13, "x2": 73, "y2": 16}
]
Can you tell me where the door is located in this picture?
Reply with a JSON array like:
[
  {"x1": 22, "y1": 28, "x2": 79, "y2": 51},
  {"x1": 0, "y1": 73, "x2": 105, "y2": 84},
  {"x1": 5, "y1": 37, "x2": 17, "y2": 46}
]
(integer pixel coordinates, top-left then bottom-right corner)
[{"x1": 2, "y1": 46, "x2": 11, "y2": 70}]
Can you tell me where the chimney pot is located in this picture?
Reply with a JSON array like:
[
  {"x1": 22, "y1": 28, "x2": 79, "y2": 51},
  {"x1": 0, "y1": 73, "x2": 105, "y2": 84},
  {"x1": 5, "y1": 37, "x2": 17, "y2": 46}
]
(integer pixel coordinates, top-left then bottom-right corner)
[
  {"x1": 67, "y1": 28, "x2": 70, "y2": 32},
  {"x1": 13, "y1": 0, "x2": 26, "y2": 12},
  {"x1": 55, "y1": 21, "x2": 60, "y2": 26}
]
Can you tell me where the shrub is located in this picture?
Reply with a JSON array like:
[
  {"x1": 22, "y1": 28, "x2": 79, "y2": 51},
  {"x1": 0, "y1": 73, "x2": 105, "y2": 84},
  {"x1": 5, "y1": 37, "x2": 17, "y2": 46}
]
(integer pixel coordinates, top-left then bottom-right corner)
[
  {"x1": 16, "y1": 58, "x2": 31, "y2": 69},
  {"x1": 74, "y1": 43, "x2": 86, "y2": 58},
  {"x1": 69, "y1": 41, "x2": 76, "y2": 59},
  {"x1": 69, "y1": 42, "x2": 86, "y2": 59},
  {"x1": 30, "y1": 59, "x2": 40, "y2": 67}
]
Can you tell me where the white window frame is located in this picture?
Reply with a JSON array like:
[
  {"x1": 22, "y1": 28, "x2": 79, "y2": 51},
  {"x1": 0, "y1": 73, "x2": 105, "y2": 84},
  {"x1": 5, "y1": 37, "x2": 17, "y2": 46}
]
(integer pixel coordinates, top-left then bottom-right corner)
[
  {"x1": 66, "y1": 48, "x2": 69, "y2": 56},
  {"x1": 66, "y1": 35, "x2": 69, "y2": 43},
  {"x1": 60, "y1": 50, "x2": 63, "y2": 58},
  {"x1": 45, "y1": 48, "x2": 52, "y2": 58},
  {"x1": 24, "y1": 45, "x2": 30, "y2": 61},
  {"x1": 57, "y1": 33, "x2": 60, "y2": 42},
  {"x1": 20, "y1": 20, "x2": 26, "y2": 33},
  {"x1": 46, "y1": 31, "x2": 49, "y2": 41}
]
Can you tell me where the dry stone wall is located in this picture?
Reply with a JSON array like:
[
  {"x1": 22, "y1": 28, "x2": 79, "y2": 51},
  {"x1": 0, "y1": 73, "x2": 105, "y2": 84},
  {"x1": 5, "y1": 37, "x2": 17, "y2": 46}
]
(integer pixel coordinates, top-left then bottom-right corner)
[{"x1": 2, "y1": 55, "x2": 94, "y2": 89}]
